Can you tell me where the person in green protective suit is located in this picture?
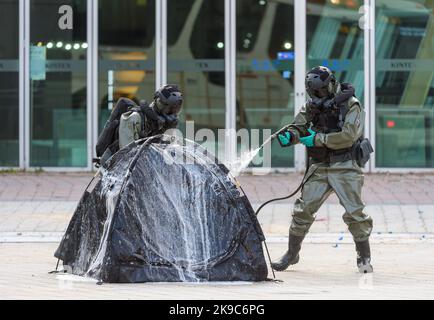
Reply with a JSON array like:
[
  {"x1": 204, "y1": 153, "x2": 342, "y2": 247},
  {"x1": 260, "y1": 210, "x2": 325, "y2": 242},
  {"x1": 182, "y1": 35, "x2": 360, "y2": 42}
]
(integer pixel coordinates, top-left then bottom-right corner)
[{"x1": 272, "y1": 66, "x2": 374, "y2": 274}]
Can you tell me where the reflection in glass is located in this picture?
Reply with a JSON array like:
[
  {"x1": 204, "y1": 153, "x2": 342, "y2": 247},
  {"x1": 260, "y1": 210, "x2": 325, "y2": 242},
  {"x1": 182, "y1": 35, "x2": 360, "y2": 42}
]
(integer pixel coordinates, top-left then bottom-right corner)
[
  {"x1": 167, "y1": 0, "x2": 225, "y2": 156},
  {"x1": 30, "y1": 0, "x2": 87, "y2": 167},
  {"x1": 0, "y1": 0, "x2": 19, "y2": 166},
  {"x1": 236, "y1": 0, "x2": 295, "y2": 167},
  {"x1": 375, "y1": 0, "x2": 434, "y2": 168},
  {"x1": 307, "y1": 0, "x2": 364, "y2": 105},
  {"x1": 98, "y1": 0, "x2": 156, "y2": 132}
]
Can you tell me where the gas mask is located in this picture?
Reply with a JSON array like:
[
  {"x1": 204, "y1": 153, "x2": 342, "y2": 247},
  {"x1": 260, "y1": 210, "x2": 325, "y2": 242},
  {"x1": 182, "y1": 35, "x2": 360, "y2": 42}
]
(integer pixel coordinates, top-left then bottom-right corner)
[
  {"x1": 152, "y1": 85, "x2": 183, "y2": 130},
  {"x1": 305, "y1": 66, "x2": 337, "y2": 100}
]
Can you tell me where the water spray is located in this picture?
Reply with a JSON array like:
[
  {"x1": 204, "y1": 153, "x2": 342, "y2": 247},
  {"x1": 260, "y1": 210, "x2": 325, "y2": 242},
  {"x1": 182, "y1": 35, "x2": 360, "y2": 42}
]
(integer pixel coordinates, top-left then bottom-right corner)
[
  {"x1": 230, "y1": 130, "x2": 317, "y2": 217},
  {"x1": 227, "y1": 134, "x2": 277, "y2": 177},
  {"x1": 228, "y1": 130, "x2": 316, "y2": 279}
]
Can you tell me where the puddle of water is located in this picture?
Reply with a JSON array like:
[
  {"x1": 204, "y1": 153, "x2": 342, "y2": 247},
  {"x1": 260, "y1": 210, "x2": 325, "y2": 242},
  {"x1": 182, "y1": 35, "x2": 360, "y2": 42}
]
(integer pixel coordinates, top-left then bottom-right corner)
[
  {"x1": 55, "y1": 273, "x2": 254, "y2": 286},
  {"x1": 55, "y1": 274, "x2": 98, "y2": 283},
  {"x1": 146, "y1": 281, "x2": 255, "y2": 286}
]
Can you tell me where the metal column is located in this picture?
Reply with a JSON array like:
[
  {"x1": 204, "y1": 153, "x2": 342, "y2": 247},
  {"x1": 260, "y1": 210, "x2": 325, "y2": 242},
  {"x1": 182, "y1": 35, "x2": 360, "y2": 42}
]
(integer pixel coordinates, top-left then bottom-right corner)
[
  {"x1": 225, "y1": 0, "x2": 236, "y2": 164},
  {"x1": 294, "y1": 0, "x2": 307, "y2": 172},
  {"x1": 364, "y1": 0, "x2": 376, "y2": 172},
  {"x1": 156, "y1": 0, "x2": 167, "y2": 90}
]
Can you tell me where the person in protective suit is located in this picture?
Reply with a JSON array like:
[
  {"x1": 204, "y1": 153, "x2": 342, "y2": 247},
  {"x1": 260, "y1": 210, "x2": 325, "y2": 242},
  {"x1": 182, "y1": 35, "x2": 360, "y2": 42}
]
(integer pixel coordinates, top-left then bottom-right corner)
[
  {"x1": 96, "y1": 84, "x2": 183, "y2": 166},
  {"x1": 272, "y1": 66, "x2": 374, "y2": 274}
]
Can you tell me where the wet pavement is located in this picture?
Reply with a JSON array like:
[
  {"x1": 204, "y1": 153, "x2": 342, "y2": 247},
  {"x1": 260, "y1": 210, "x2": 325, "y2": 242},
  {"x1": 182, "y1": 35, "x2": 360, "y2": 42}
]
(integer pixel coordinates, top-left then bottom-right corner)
[
  {"x1": 0, "y1": 172, "x2": 433, "y2": 299},
  {"x1": 0, "y1": 242, "x2": 432, "y2": 300}
]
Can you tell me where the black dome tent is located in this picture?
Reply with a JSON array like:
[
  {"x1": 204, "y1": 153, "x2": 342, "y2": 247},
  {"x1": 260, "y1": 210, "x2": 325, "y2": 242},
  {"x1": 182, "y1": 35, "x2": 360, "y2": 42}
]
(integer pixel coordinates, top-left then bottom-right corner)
[{"x1": 54, "y1": 135, "x2": 268, "y2": 283}]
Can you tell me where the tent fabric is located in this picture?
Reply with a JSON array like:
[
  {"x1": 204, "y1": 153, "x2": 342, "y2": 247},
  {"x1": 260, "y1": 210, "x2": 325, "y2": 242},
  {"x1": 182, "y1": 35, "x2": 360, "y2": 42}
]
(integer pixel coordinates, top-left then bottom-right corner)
[{"x1": 54, "y1": 135, "x2": 268, "y2": 283}]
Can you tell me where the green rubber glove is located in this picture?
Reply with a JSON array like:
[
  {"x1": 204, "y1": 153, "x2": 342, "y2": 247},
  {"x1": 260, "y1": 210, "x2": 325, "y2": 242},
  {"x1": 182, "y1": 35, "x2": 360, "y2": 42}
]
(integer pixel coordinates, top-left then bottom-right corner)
[
  {"x1": 300, "y1": 128, "x2": 317, "y2": 147},
  {"x1": 277, "y1": 131, "x2": 292, "y2": 147}
]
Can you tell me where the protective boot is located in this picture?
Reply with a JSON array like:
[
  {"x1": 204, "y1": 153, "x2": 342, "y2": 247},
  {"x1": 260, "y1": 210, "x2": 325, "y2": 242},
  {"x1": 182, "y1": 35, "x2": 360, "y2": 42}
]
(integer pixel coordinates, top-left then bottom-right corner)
[
  {"x1": 271, "y1": 234, "x2": 304, "y2": 271},
  {"x1": 355, "y1": 240, "x2": 373, "y2": 274}
]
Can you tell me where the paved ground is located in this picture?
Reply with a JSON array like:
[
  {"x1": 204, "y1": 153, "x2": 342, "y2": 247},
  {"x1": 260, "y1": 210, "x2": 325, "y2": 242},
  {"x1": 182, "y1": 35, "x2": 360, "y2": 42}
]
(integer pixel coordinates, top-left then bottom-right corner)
[
  {"x1": 0, "y1": 172, "x2": 433, "y2": 300},
  {"x1": 1, "y1": 201, "x2": 433, "y2": 239},
  {"x1": 0, "y1": 242, "x2": 433, "y2": 300},
  {"x1": 1, "y1": 172, "x2": 434, "y2": 204},
  {"x1": 0, "y1": 172, "x2": 433, "y2": 238}
]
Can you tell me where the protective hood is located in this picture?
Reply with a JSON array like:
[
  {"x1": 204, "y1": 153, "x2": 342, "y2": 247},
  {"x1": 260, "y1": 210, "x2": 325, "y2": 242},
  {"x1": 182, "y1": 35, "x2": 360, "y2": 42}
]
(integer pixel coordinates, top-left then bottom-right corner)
[{"x1": 305, "y1": 66, "x2": 339, "y2": 99}]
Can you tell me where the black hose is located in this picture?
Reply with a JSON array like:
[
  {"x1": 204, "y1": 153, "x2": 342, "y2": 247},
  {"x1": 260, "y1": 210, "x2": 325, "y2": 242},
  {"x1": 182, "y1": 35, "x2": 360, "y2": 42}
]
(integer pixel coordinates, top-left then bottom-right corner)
[{"x1": 254, "y1": 159, "x2": 316, "y2": 217}]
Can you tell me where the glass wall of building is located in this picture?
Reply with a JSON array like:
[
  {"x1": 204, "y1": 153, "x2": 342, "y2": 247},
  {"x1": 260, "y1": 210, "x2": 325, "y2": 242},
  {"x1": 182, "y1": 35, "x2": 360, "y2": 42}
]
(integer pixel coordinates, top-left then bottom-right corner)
[
  {"x1": 307, "y1": 0, "x2": 365, "y2": 106},
  {"x1": 167, "y1": 0, "x2": 226, "y2": 157},
  {"x1": 98, "y1": 0, "x2": 156, "y2": 132},
  {"x1": 375, "y1": 0, "x2": 434, "y2": 168},
  {"x1": 236, "y1": 0, "x2": 295, "y2": 168},
  {"x1": 0, "y1": 0, "x2": 19, "y2": 166},
  {"x1": 30, "y1": 0, "x2": 88, "y2": 167},
  {"x1": 7, "y1": 0, "x2": 434, "y2": 171}
]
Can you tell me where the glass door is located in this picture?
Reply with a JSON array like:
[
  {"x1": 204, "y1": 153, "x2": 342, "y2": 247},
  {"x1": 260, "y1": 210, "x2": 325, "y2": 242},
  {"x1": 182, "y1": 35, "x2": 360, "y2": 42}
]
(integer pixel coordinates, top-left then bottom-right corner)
[
  {"x1": 0, "y1": 0, "x2": 19, "y2": 167},
  {"x1": 236, "y1": 0, "x2": 295, "y2": 168},
  {"x1": 98, "y1": 0, "x2": 156, "y2": 133},
  {"x1": 167, "y1": 0, "x2": 226, "y2": 157},
  {"x1": 375, "y1": 0, "x2": 434, "y2": 168},
  {"x1": 306, "y1": 0, "x2": 365, "y2": 103},
  {"x1": 29, "y1": 0, "x2": 88, "y2": 167}
]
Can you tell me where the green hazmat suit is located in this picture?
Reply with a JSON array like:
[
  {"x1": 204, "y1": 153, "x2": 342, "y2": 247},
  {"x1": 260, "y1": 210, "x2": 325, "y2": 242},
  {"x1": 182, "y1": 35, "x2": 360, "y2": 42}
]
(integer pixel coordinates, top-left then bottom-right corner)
[{"x1": 286, "y1": 96, "x2": 373, "y2": 242}]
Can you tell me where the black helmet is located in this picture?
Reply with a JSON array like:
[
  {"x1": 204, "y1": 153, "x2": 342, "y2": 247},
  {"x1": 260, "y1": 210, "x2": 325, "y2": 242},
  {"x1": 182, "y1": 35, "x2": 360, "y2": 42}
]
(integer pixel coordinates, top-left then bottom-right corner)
[
  {"x1": 153, "y1": 84, "x2": 183, "y2": 116},
  {"x1": 305, "y1": 66, "x2": 337, "y2": 99}
]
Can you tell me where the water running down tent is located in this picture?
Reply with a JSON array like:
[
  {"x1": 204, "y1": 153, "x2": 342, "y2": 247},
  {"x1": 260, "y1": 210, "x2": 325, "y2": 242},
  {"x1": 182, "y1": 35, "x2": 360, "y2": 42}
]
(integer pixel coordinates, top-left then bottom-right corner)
[{"x1": 54, "y1": 135, "x2": 268, "y2": 283}]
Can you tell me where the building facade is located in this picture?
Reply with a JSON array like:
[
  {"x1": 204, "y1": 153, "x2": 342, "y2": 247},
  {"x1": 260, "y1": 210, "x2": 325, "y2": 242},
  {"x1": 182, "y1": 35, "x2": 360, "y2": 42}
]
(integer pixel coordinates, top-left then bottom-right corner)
[{"x1": 0, "y1": 0, "x2": 433, "y2": 172}]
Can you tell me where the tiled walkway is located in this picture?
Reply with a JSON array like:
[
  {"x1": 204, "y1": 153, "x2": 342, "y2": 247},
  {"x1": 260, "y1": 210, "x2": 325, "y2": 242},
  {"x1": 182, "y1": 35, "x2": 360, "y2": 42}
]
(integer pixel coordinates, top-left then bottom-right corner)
[
  {"x1": 1, "y1": 172, "x2": 434, "y2": 205},
  {"x1": 1, "y1": 172, "x2": 433, "y2": 300}
]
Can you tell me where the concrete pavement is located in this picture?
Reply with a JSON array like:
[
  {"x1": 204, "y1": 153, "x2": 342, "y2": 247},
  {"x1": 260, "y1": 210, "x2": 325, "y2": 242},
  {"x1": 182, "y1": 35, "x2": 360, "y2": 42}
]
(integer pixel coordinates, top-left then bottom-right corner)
[
  {"x1": 0, "y1": 172, "x2": 433, "y2": 299},
  {"x1": 0, "y1": 242, "x2": 433, "y2": 300},
  {"x1": 1, "y1": 172, "x2": 434, "y2": 205},
  {"x1": 1, "y1": 172, "x2": 433, "y2": 239},
  {"x1": 0, "y1": 201, "x2": 433, "y2": 241}
]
